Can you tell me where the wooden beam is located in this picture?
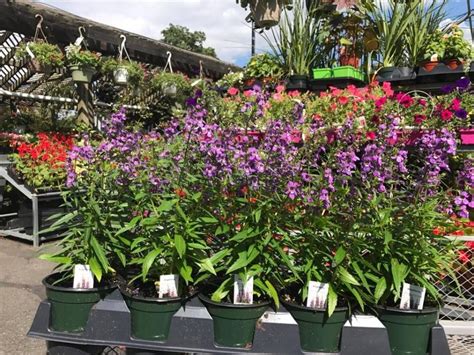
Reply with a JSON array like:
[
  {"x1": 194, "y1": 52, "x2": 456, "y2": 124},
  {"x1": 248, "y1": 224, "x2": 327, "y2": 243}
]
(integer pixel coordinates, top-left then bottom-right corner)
[{"x1": 0, "y1": 0, "x2": 241, "y2": 79}]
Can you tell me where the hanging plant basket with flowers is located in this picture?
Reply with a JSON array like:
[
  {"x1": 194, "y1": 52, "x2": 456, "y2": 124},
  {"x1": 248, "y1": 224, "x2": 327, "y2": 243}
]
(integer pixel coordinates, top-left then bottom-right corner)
[
  {"x1": 14, "y1": 41, "x2": 64, "y2": 74},
  {"x1": 65, "y1": 44, "x2": 101, "y2": 83}
]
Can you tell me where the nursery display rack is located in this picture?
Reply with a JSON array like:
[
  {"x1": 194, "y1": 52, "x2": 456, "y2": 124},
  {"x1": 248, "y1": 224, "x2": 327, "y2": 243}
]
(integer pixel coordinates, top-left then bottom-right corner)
[
  {"x1": 0, "y1": 166, "x2": 62, "y2": 247},
  {"x1": 29, "y1": 289, "x2": 452, "y2": 355}
]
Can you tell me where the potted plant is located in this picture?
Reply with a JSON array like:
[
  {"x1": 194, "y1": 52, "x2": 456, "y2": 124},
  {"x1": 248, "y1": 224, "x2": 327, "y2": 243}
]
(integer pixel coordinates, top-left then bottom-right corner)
[
  {"x1": 420, "y1": 30, "x2": 446, "y2": 72},
  {"x1": 244, "y1": 53, "x2": 283, "y2": 87},
  {"x1": 100, "y1": 57, "x2": 145, "y2": 88},
  {"x1": 65, "y1": 44, "x2": 101, "y2": 83},
  {"x1": 151, "y1": 71, "x2": 191, "y2": 100},
  {"x1": 444, "y1": 25, "x2": 473, "y2": 70},
  {"x1": 359, "y1": 129, "x2": 461, "y2": 355},
  {"x1": 238, "y1": 0, "x2": 292, "y2": 28},
  {"x1": 15, "y1": 41, "x2": 64, "y2": 74}
]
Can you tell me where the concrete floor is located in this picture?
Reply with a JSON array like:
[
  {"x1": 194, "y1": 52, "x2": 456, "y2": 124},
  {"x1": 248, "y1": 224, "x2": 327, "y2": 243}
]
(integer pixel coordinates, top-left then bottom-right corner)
[{"x1": 0, "y1": 237, "x2": 53, "y2": 355}]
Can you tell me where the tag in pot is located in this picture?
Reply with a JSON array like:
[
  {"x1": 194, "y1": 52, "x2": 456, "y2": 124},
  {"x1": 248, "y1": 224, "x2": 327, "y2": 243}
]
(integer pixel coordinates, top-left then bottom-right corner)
[
  {"x1": 158, "y1": 274, "x2": 179, "y2": 298},
  {"x1": 233, "y1": 274, "x2": 254, "y2": 304},
  {"x1": 307, "y1": 281, "x2": 329, "y2": 309},
  {"x1": 400, "y1": 283, "x2": 426, "y2": 310},
  {"x1": 73, "y1": 264, "x2": 94, "y2": 289}
]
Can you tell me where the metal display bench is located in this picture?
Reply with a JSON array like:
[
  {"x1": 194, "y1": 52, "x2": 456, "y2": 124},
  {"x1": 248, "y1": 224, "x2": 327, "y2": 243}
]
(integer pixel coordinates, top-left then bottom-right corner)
[
  {"x1": 0, "y1": 166, "x2": 62, "y2": 247},
  {"x1": 28, "y1": 289, "x2": 452, "y2": 355}
]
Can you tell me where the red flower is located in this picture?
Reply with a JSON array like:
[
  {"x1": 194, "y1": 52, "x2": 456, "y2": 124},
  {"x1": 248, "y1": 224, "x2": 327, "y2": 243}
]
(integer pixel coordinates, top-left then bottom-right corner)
[
  {"x1": 441, "y1": 109, "x2": 453, "y2": 121},
  {"x1": 451, "y1": 98, "x2": 461, "y2": 111},
  {"x1": 175, "y1": 188, "x2": 187, "y2": 199},
  {"x1": 366, "y1": 131, "x2": 376, "y2": 140},
  {"x1": 382, "y1": 82, "x2": 394, "y2": 97},
  {"x1": 338, "y1": 96, "x2": 349, "y2": 105},
  {"x1": 227, "y1": 87, "x2": 239, "y2": 96},
  {"x1": 375, "y1": 97, "x2": 387, "y2": 109},
  {"x1": 458, "y1": 250, "x2": 470, "y2": 264},
  {"x1": 432, "y1": 227, "x2": 445, "y2": 236},
  {"x1": 414, "y1": 114, "x2": 426, "y2": 125}
]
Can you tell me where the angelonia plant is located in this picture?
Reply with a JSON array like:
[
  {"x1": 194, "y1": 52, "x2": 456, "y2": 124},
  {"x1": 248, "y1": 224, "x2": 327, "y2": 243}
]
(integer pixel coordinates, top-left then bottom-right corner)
[{"x1": 43, "y1": 79, "x2": 472, "y2": 316}]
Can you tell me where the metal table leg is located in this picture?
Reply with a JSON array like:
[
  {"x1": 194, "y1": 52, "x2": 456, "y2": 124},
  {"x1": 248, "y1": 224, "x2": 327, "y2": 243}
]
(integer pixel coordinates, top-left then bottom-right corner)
[{"x1": 32, "y1": 195, "x2": 39, "y2": 247}]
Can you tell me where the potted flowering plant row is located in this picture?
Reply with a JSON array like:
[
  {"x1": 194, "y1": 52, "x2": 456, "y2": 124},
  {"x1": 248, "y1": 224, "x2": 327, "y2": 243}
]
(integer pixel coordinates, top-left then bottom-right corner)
[{"x1": 40, "y1": 81, "x2": 471, "y2": 353}]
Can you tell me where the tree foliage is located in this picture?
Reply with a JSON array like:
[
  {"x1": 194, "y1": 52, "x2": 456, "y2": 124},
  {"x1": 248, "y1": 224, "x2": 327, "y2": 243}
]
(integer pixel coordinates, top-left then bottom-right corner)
[{"x1": 161, "y1": 24, "x2": 218, "y2": 58}]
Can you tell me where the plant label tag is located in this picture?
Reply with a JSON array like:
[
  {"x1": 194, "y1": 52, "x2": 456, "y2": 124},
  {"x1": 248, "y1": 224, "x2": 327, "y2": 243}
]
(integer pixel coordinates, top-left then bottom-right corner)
[
  {"x1": 158, "y1": 274, "x2": 179, "y2": 298},
  {"x1": 400, "y1": 283, "x2": 426, "y2": 310},
  {"x1": 73, "y1": 264, "x2": 94, "y2": 289},
  {"x1": 307, "y1": 281, "x2": 329, "y2": 309},
  {"x1": 191, "y1": 78, "x2": 202, "y2": 87},
  {"x1": 233, "y1": 275, "x2": 253, "y2": 304},
  {"x1": 25, "y1": 43, "x2": 35, "y2": 59}
]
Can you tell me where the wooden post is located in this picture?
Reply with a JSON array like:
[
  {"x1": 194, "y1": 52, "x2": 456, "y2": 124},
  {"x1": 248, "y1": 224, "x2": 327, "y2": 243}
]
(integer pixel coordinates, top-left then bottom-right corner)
[{"x1": 76, "y1": 82, "x2": 94, "y2": 127}]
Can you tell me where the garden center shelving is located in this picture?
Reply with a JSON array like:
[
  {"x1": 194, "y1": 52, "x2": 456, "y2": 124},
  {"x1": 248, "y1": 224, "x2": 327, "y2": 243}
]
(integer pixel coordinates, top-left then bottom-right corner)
[
  {"x1": 28, "y1": 289, "x2": 452, "y2": 355},
  {"x1": 0, "y1": 166, "x2": 62, "y2": 247}
]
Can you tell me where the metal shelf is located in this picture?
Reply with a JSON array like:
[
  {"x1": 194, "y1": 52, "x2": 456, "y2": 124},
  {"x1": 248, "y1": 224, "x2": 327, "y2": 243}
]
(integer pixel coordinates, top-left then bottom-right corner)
[{"x1": 0, "y1": 166, "x2": 63, "y2": 246}]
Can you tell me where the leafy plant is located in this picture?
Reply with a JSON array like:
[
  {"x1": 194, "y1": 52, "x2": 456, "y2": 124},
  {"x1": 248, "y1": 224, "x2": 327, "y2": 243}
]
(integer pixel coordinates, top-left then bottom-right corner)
[
  {"x1": 15, "y1": 41, "x2": 64, "y2": 67},
  {"x1": 444, "y1": 25, "x2": 474, "y2": 62},
  {"x1": 423, "y1": 30, "x2": 446, "y2": 62},
  {"x1": 65, "y1": 44, "x2": 101, "y2": 68},
  {"x1": 263, "y1": 0, "x2": 320, "y2": 75},
  {"x1": 216, "y1": 71, "x2": 244, "y2": 88},
  {"x1": 100, "y1": 57, "x2": 145, "y2": 88},
  {"x1": 244, "y1": 53, "x2": 283, "y2": 79},
  {"x1": 151, "y1": 71, "x2": 192, "y2": 102}
]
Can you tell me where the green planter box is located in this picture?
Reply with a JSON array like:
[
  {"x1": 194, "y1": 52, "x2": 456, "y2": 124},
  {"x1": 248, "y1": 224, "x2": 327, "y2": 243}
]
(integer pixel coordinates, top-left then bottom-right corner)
[
  {"x1": 332, "y1": 66, "x2": 358, "y2": 79},
  {"x1": 312, "y1": 68, "x2": 332, "y2": 80}
]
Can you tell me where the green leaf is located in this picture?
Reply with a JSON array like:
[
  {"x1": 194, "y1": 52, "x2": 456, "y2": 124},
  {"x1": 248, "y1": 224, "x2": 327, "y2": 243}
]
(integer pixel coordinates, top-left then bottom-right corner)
[
  {"x1": 334, "y1": 246, "x2": 346, "y2": 265},
  {"x1": 265, "y1": 280, "x2": 279, "y2": 308},
  {"x1": 90, "y1": 236, "x2": 108, "y2": 271},
  {"x1": 89, "y1": 257, "x2": 102, "y2": 282},
  {"x1": 200, "y1": 258, "x2": 216, "y2": 275},
  {"x1": 338, "y1": 267, "x2": 360, "y2": 286},
  {"x1": 142, "y1": 248, "x2": 163, "y2": 279},
  {"x1": 116, "y1": 216, "x2": 141, "y2": 235},
  {"x1": 374, "y1": 277, "x2": 387, "y2": 303},
  {"x1": 227, "y1": 251, "x2": 248, "y2": 274},
  {"x1": 391, "y1": 259, "x2": 408, "y2": 294},
  {"x1": 211, "y1": 279, "x2": 231, "y2": 302},
  {"x1": 38, "y1": 254, "x2": 72, "y2": 265},
  {"x1": 328, "y1": 284, "x2": 337, "y2": 317},
  {"x1": 157, "y1": 199, "x2": 177, "y2": 212},
  {"x1": 175, "y1": 234, "x2": 186, "y2": 258}
]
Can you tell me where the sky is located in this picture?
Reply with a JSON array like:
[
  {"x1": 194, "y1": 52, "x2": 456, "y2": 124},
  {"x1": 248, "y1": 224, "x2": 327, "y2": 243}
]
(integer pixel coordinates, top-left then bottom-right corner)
[{"x1": 37, "y1": 0, "x2": 473, "y2": 67}]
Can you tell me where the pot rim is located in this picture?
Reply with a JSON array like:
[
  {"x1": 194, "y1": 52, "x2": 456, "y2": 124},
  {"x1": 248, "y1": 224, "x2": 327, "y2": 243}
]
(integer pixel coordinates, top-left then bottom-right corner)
[
  {"x1": 280, "y1": 298, "x2": 349, "y2": 312},
  {"x1": 42, "y1": 272, "x2": 116, "y2": 293},
  {"x1": 375, "y1": 304, "x2": 439, "y2": 314},
  {"x1": 119, "y1": 285, "x2": 193, "y2": 303},
  {"x1": 198, "y1": 292, "x2": 271, "y2": 309}
]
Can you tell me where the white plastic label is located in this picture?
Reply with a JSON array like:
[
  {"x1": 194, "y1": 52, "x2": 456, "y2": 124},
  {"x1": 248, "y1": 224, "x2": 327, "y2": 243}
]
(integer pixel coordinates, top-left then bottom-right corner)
[
  {"x1": 25, "y1": 43, "x2": 35, "y2": 59},
  {"x1": 233, "y1": 275, "x2": 254, "y2": 304},
  {"x1": 73, "y1": 264, "x2": 94, "y2": 289},
  {"x1": 400, "y1": 283, "x2": 426, "y2": 310},
  {"x1": 307, "y1": 281, "x2": 329, "y2": 309},
  {"x1": 158, "y1": 274, "x2": 179, "y2": 298}
]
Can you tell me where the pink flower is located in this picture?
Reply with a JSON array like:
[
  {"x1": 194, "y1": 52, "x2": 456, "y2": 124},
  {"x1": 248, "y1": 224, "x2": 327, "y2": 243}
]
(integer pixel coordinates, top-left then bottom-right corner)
[
  {"x1": 243, "y1": 90, "x2": 253, "y2": 98},
  {"x1": 276, "y1": 84, "x2": 285, "y2": 93},
  {"x1": 396, "y1": 93, "x2": 414, "y2": 108},
  {"x1": 227, "y1": 87, "x2": 239, "y2": 96},
  {"x1": 418, "y1": 98, "x2": 427, "y2": 107},
  {"x1": 288, "y1": 90, "x2": 300, "y2": 97},
  {"x1": 382, "y1": 82, "x2": 394, "y2": 97},
  {"x1": 375, "y1": 97, "x2": 387, "y2": 109},
  {"x1": 458, "y1": 250, "x2": 470, "y2": 264},
  {"x1": 441, "y1": 109, "x2": 453, "y2": 121},
  {"x1": 272, "y1": 93, "x2": 283, "y2": 101},
  {"x1": 451, "y1": 98, "x2": 462, "y2": 111}
]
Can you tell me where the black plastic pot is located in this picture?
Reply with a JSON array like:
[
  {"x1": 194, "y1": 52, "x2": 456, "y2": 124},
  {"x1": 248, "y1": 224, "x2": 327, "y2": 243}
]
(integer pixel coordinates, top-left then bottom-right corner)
[
  {"x1": 376, "y1": 305, "x2": 439, "y2": 355},
  {"x1": 121, "y1": 288, "x2": 184, "y2": 341},
  {"x1": 198, "y1": 293, "x2": 270, "y2": 348},
  {"x1": 43, "y1": 273, "x2": 116, "y2": 333},
  {"x1": 396, "y1": 67, "x2": 416, "y2": 79},
  {"x1": 287, "y1": 75, "x2": 308, "y2": 91},
  {"x1": 377, "y1": 67, "x2": 397, "y2": 80},
  {"x1": 282, "y1": 299, "x2": 348, "y2": 353}
]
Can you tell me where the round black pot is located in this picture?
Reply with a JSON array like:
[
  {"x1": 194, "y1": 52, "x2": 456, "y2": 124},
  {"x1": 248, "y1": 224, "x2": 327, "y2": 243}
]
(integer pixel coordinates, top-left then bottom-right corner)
[
  {"x1": 376, "y1": 305, "x2": 439, "y2": 355},
  {"x1": 287, "y1": 75, "x2": 308, "y2": 91},
  {"x1": 120, "y1": 288, "x2": 184, "y2": 341},
  {"x1": 282, "y1": 299, "x2": 348, "y2": 353},
  {"x1": 43, "y1": 273, "x2": 116, "y2": 333},
  {"x1": 199, "y1": 293, "x2": 270, "y2": 348}
]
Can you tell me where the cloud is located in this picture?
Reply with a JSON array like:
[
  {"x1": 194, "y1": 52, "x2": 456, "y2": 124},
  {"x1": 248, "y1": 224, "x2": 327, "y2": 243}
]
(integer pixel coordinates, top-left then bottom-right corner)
[{"x1": 38, "y1": 0, "x2": 269, "y2": 64}]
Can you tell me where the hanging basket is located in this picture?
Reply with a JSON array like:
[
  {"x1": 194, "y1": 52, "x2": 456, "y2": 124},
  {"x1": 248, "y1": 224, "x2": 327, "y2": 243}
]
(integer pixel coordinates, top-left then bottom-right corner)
[
  {"x1": 28, "y1": 59, "x2": 52, "y2": 75},
  {"x1": 113, "y1": 66, "x2": 129, "y2": 85},
  {"x1": 162, "y1": 83, "x2": 177, "y2": 97},
  {"x1": 250, "y1": 0, "x2": 283, "y2": 28},
  {"x1": 69, "y1": 65, "x2": 96, "y2": 83}
]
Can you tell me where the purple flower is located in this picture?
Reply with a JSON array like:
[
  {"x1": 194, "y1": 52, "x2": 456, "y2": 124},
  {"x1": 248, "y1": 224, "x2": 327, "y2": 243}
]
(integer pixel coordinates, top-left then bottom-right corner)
[
  {"x1": 456, "y1": 77, "x2": 471, "y2": 91},
  {"x1": 455, "y1": 109, "x2": 468, "y2": 119},
  {"x1": 286, "y1": 181, "x2": 300, "y2": 200}
]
